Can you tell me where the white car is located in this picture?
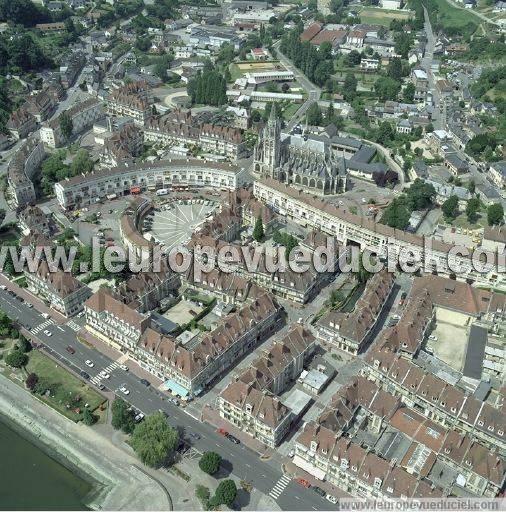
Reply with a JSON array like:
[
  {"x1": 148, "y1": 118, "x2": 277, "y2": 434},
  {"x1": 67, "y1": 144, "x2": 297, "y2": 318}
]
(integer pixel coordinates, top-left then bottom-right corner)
[
  {"x1": 26, "y1": 303, "x2": 33, "y2": 308},
  {"x1": 326, "y1": 494, "x2": 337, "y2": 504},
  {"x1": 85, "y1": 360, "x2": 94, "y2": 368},
  {"x1": 99, "y1": 371, "x2": 110, "y2": 379},
  {"x1": 0, "y1": 285, "x2": 6, "y2": 290},
  {"x1": 119, "y1": 386, "x2": 130, "y2": 395},
  {"x1": 119, "y1": 364, "x2": 128, "y2": 371},
  {"x1": 429, "y1": 335, "x2": 438, "y2": 341},
  {"x1": 41, "y1": 313, "x2": 50, "y2": 319},
  {"x1": 43, "y1": 330, "x2": 52, "y2": 337}
]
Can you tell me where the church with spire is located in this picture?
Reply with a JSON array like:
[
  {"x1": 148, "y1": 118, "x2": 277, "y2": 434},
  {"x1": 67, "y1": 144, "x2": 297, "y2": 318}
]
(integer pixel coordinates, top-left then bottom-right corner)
[{"x1": 253, "y1": 105, "x2": 347, "y2": 196}]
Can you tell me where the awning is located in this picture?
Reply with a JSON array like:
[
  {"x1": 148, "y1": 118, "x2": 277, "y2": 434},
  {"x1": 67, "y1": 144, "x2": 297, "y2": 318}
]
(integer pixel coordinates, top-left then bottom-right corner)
[
  {"x1": 163, "y1": 379, "x2": 189, "y2": 398},
  {"x1": 292, "y1": 455, "x2": 326, "y2": 481}
]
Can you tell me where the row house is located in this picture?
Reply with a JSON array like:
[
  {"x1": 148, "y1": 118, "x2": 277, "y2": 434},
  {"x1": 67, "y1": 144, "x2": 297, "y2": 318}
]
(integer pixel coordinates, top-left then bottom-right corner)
[
  {"x1": 389, "y1": 407, "x2": 505, "y2": 497},
  {"x1": 24, "y1": 90, "x2": 56, "y2": 122},
  {"x1": 54, "y1": 160, "x2": 246, "y2": 209},
  {"x1": 7, "y1": 109, "x2": 37, "y2": 140},
  {"x1": 119, "y1": 197, "x2": 156, "y2": 261},
  {"x1": 294, "y1": 422, "x2": 444, "y2": 499},
  {"x1": 40, "y1": 98, "x2": 103, "y2": 148},
  {"x1": 8, "y1": 137, "x2": 45, "y2": 207},
  {"x1": 252, "y1": 178, "x2": 506, "y2": 291},
  {"x1": 316, "y1": 269, "x2": 395, "y2": 355},
  {"x1": 144, "y1": 113, "x2": 245, "y2": 162},
  {"x1": 364, "y1": 347, "x2": 506, "y2": 451},
  {"x1": 60, "y1": 51, "x2": 86, "y2": 88},
  {"x1": 100, "y1": 123, "x2": 143, "y2": 169},
  {"x1": 24, "y1": 261, "x2": 92, "y2": 317}
]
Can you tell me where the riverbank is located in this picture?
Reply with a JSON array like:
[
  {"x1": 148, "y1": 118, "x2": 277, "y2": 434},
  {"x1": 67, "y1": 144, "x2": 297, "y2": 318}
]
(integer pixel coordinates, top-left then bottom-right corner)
[{"x1": 0, "y1": 374, "x2": 172, "y2": 511}]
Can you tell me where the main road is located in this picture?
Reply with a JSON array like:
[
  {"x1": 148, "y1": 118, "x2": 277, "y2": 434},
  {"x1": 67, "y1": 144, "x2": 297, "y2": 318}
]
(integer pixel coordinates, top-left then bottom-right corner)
[{"x1": 0, "y1": 281, "x2": 338, "y2": 511}]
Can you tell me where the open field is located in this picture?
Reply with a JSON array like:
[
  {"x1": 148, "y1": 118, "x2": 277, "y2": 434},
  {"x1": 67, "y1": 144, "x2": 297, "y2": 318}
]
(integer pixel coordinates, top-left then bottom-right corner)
[
  {"x1": 358, "y1": 6, "x2": 414, "y2": 26},
  {"x1": 235, "y1": 61, "x2": 284, "y2": 72}
]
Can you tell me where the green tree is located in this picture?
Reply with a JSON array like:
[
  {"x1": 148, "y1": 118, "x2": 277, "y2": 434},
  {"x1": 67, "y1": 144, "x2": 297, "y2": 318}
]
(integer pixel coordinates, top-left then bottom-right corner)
[
  {"x1": 467, "y1": 179, "x2": 476, "y2": 194},
  {"x1": 380, "y1": 197, "x2": 411, "y2": 230},
  {"x1": 487, "y1": 203, "x2": 504, "y2": 226},
  {"x1": 5, "y1": 349, "x2": 28, "y2": 368},
  {"x1": 17, "y1": 334, "x2": 31, "y2": 353},
  {"x1": 130, "y1": 412, "x2": 179, "y2": 467},
  {"x1": 60, "y1": 113, "x2": 73, "y2": 142},
  {"x1": 199, "y1": 451, "x2": 221, "y2": 475},
  {"x1": 212, "y1": 479, "x2": 237, "y2": 507},
  {"x1": 111, "y1": 397, "x2": 135, "y2": 434},
  {"x1": 25, "y1": 372, "x2": 38, "y2": 391},
  {"x1": 82, "y1": 407, "x2": 96, "y2": 426},
  {"x1": 387, "y1": 57, "x2": 403, "y2": 80},
  {"x1": 374, "y1": 76, "x2": 401, "y2": 101},
  {"x1": 442, "y1": 195, "x2": 459, "y2": 220},
  {"x1": 306, "y1": 102, "x2": 323, "y2": 126},
  {"x1": 343, "y1": 73, "x2": 357, "y2": 101},
  {"x1": 70, "y1": 149, "x2": 94, "y2": 176},
  {"x1": 466, "y1": 197, "x2": 481, "y2": 223},
  {"x1": 252, "y1": 215, "x2": 264, "y2": 242},
  {"x1": 403, "y1": 83, "x2": 416, "y2": 103},
  {"x1": 405, "y1": 179, "x2": 436, "y2": 210}
]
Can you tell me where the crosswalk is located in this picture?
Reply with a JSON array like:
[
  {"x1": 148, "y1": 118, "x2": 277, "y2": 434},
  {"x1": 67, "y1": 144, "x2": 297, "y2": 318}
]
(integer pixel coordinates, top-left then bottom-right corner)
[
  {"x1": 66, "y1": 320, "x2": 81, "y2": 332},
  {"x1": 31, "y1": 319, "x2": 54, "y2": 334},
  {"x1": 90, "y1": 361, "x2": 120, "y2": 385},
  {"x1": 269, "y1": 474, "x2": 291, "y2": 500}
]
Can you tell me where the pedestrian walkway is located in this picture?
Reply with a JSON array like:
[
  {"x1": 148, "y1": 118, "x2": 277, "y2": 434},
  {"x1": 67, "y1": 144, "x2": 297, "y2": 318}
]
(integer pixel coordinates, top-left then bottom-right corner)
[
  {"x1": 269, "y1": 474, "x2": 291, "y2": 500},
  {"x1": 66, "y1": 320, "x2": 81, "y2": 332},
  {"x1": 90, "y1": 361, "x2": 120, "y2": 385},
  {"x1": 31, "y1": 319, "x2": 54, "y2": 334}
]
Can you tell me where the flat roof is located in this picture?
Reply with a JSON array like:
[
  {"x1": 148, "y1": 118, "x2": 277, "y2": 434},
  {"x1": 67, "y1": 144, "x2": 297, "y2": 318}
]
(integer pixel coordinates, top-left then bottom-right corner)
[{"x1": 463, "y1": 325, "x2": 486, "y2": 381}]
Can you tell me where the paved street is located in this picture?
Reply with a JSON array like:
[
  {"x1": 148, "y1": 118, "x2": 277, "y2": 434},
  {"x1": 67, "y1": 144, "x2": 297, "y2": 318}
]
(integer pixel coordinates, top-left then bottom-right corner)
[{"x1": 0, "y1": 276, "x2": 338, "y2": 511}]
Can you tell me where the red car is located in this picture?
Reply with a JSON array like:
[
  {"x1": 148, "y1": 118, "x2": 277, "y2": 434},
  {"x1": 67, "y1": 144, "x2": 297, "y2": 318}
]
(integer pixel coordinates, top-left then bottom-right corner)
[
  {"x1": 66, "y1": 345, "x2": 76, "y2": 355},
  {"x1": 217, "y1": 428, "x2": 229, "y2": 436},
  {"x1": 295, "y1": 477, "x2": 311, "y2": 488}
]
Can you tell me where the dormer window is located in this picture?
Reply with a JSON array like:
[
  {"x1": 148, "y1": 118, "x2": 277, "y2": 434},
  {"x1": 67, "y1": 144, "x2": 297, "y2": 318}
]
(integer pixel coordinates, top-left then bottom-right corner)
[
  {"x1": 498, "y1": 430, "x2": 504, "y2": 436},
  {"x1": 310, "y1": 441, "x2": 317, "y2": 452},
  {"x1": 374, "y1": 478, "x2": 382, "y2": 488},
  {"x1": 387, "y1": 486, "x2": 394, "y2": 493},
  {"x1": 487, "y1": 425, "x2": 494, "y2": 432},
  {"x1": 351, "y1": 465, "x2": 357, "y2": 472},
  {"x1": 451, "y1": 407, "x2": 456, "y2": 413},
  {"x1": 444, "y1": 447, "x2": 450, "y2": 454},
  {"x1": 478, "y1": 420, "x2": 484, "y2": 427}
]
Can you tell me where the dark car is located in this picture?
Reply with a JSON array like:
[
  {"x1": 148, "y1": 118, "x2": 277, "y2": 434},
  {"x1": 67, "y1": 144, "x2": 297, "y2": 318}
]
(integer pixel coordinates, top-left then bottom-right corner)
[
  {"x1": 227, "y1": 434, "x2": 240, "y2": 444},
  {"x1": 80, "y1": 371, "x2": 90, "y2": 380},
  {"x1": 66, "y1": 345, "x2": 76, "y2": 355},
  {"x1": 140, "y1": 378, "x2": 150, "y2": 387},
  {"x1": 312, "y1": 486, "x2": 326, "y2": 497},
  {"x1": 188, "y1": 432, "x2": 201, "y2": 440}
]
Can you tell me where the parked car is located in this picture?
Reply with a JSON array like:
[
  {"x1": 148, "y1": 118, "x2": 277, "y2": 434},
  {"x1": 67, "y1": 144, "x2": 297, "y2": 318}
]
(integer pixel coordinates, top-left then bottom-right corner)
[
  {"x1": 312, "y1": 486, "x2": 326, "y2": 497},
  {"x1": 0, "y1": 285, "x2": 6, "y2": 290},
  {"x1": 326, "y1": 494, "x2": 338, "y2": 504},
  {"x1": 66, "y1": 345, "x2": 76, "y2": 355},
  {"x1": 80, "y1": 371, "x2": 90, "y2": 380},
  {"x1": 140, "y1": 378, "x2": 150, "y2": 387},
  {"x1": 295, "y1": 477, "x2": 311, "y2": 488},
  {"x1": 119, "y1": 364, "x2": 128, "y2": 371},
  {"x1": 134, "y1": 412, "x2": 145, "y2": 423},
  {"x1": 227, "y1": 434, "x2": 240, "y2": 444},
  {"x1": 217, "y1": 428, "x2": 229, "y2": 437},
  {"x1": 119, "y1": 385, "x2": 130, "y2": 395},
  {"x1": 99, "y1": 371, "x2": 110, "y2": 379},
  {"x1": 188, "y1": 432, "x2": 201, "y2": 440},
  {"x1": 41, "y1": 312, "x2": 50, "y2": 319}
]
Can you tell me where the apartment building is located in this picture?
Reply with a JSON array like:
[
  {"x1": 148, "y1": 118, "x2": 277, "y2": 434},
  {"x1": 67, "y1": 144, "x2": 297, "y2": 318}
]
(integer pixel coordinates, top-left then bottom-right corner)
[
  {"x1": 40, "y1": 98, "x2": 103, "y2": 148},
  {"x1": 144, "y1": 110, "x2": 245, "y2": 161},
  {"x1": 100, "y1": 123, "x2": 143, "y2": 168},
  {"x1": 316, "y1": 269, "x2": 395, "y2": 355},
  {"x1": 106, "y1": 81, "x2": 152, "y2": 126},
  {"x1": 136, "y1": 292, "x2": 283, "y2": 396},
  {"x1": 8, "y1": 137, "x2": 45, "y2": 207},
  {"x1": 116, "y1": 261, "x2": 180, "y2": 313},
  {"x1": 55, "y1": 160, "x2": 247, "y2": 209},
  {"x1": 218, "y1": 381, "x2": 292, "y2": 447},
  {"x1": 24, "y1": 261, "x2": 92, "y2": 317},
  {"x1": 7, "y1": 109, "x2": 37, "y2": 140},
  {"x1": 218, "y1": 326, "x2": 315, "y2": 446},
  {"x1": 253, "y1": 178, "x2": 505, "y2": 290},
  {"x1": 84, "y1": 287, "x2": 151, "y2": 352},
  {"x1": 119, "y1": 196, "x2": 156, "y2": 261}
]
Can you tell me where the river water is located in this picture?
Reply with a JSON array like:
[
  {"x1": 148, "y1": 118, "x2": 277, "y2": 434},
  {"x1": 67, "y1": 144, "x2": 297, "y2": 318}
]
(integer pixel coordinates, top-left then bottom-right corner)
[{"x1": 0, "y1": 419, "x2": 92, "y2": 510}]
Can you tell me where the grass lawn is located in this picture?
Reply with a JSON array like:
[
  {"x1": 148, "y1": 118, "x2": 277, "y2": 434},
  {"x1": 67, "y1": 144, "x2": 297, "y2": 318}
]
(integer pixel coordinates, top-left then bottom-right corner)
[
  {"x1": 358, "y1": 6, "x2": 414, "y2": 26},
  {"x1": 452, "y1": 211, "x2": 489, "y2": 230},
  {"x1": 229, "y1": 63, "x2": 244, "y2": 82},
  {"x1": 281, "y1": 102, "x2": 301, "y2": 120},
  {"x1": 436, "y1": 0, "x2": 483, "y2": 31},
  {"x1": 7, "y1": 350, "x2": 107, "y2": 422}
]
